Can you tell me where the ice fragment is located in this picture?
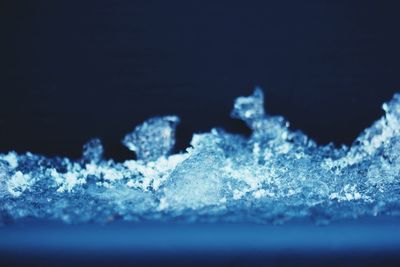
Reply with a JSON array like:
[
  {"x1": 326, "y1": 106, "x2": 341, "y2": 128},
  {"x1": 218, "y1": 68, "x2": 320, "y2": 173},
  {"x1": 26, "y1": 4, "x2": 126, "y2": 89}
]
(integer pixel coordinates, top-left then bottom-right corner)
[{"x1": 122, "y1": 116, "x2": 180, "y2": 162}]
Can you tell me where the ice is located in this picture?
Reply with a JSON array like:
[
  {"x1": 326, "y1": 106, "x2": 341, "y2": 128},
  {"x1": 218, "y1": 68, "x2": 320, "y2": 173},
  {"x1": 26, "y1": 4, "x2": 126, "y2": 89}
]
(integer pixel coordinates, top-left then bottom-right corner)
[
  {"x1": 231, "y1": 87, "x2": 266, "y2": 128},
  {"x1": 122, "y1": 116, "x2": 180, "y2": 162},
  {"x1": 1, "y1": 89, "x2": 400, "y2": 224},
  {"x1": 82, "y1": 138, "x2": 104, "y2": 163}
]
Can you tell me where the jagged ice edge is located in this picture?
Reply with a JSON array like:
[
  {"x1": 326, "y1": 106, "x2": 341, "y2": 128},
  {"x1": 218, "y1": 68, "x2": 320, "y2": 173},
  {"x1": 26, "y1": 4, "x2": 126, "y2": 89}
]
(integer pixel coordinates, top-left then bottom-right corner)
[{"x1": 0, "y1": 88, "x2": 400, "y2": 224}]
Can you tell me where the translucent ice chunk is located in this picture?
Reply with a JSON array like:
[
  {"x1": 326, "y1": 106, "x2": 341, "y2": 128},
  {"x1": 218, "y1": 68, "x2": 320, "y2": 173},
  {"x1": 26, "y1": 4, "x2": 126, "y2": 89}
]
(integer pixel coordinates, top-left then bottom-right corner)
[
  {"x1": 231, "y1": 87, "x2": 266, "y2": 127},
  {"x1": 122, "y1": 116, "x2": 180, "y2": 162},
  {"x1": 82, "y1": 138, "x2": 104, "y2": 163},
  {"x1": 231, "y1": 88, "x2": 295, "y2": 144},
  {"x1": 162, "y1": 151, "x2": 226, "y2": 210}
]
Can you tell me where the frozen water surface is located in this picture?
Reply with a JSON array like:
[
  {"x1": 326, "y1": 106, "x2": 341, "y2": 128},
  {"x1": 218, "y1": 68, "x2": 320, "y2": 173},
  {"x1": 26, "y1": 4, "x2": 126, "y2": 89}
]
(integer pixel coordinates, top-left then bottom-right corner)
[{"x1": 1, "y1": 89, "x2": 400, "y2": 224}]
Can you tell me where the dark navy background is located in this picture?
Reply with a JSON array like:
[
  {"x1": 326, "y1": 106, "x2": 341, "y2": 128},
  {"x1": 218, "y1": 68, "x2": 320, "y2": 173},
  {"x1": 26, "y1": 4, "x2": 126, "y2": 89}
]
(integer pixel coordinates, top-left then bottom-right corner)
[{"x1": 1, "y1": 0, "x2": 400, "y2": 161}]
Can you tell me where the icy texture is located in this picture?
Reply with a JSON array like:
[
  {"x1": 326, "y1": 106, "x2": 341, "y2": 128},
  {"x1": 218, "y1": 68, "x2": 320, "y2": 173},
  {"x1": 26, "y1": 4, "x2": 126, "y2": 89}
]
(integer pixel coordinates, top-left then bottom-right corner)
[
  {"x1": 82, "y1": 138, "x2": 104, "y2": 163},
  {"x1": 122, "y1": 116, "x2": 180, "y2": 162},
  {"x1": 1, "y1": 89, "x2": 400, "y2": 224}
]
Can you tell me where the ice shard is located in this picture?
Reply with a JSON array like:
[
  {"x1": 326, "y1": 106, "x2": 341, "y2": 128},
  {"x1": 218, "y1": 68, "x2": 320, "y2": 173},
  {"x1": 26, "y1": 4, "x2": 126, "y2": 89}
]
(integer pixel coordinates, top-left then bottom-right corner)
[
  {"x1": 122, "y1": 116, "x2": 180, "y2": 162},
  {"x1": 82, "y1": 138, "x2": 104, "y2": 163},
  {"x1": 0, "y1": 89, "x2": 400, "y2": 224}
]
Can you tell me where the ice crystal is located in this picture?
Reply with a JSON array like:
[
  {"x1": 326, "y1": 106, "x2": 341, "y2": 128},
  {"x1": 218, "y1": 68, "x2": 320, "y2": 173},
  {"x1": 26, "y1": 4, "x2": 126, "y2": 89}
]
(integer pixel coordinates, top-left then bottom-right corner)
[
  {"x1": 1, "y1": 89, "x2": 400, "y2": 224},
  {"x1": 122, "y1": 116, "x2": 180, "y2": 162}
]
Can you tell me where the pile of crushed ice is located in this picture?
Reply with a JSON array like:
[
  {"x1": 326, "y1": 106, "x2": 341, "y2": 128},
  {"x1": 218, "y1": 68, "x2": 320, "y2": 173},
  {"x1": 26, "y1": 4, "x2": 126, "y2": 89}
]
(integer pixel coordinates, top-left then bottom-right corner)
[{"x1": 1, "y1": 89, "x2": 400, "y2": 224}]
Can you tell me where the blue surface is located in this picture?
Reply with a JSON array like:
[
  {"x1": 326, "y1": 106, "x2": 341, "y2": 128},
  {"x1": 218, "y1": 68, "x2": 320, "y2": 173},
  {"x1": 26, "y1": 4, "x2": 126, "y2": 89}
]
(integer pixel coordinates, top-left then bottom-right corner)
[{"x1": 1, "y1": 218, "x2": 400, "y2": 266}]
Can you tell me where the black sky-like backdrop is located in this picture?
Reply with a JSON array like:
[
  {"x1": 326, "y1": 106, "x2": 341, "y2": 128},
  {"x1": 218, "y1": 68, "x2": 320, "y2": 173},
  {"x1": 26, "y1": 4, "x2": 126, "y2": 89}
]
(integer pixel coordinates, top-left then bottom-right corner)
[{"x1": 1, "y1": 0, "x2": 400, "y2": 161}]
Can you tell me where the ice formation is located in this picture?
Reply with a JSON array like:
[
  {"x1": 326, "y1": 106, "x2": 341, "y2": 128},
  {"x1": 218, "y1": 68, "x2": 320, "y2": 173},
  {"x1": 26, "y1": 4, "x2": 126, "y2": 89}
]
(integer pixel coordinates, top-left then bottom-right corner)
[{"x1": 1, "y1": 88, "x2": 400, "y2": 224}]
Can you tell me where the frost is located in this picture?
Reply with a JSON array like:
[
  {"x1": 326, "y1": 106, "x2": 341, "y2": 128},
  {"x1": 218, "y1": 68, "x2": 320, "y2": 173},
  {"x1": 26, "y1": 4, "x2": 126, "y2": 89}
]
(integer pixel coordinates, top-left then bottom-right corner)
[
  {"x1": 7, "y1": 171, "x2": 31, "y2": 197},
  {"x1": 2, "y1": 152, "x2": 18, "y2": 169},
  {"x1": 1, "y1": 89, "x2": 400, "y2": 224}
]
